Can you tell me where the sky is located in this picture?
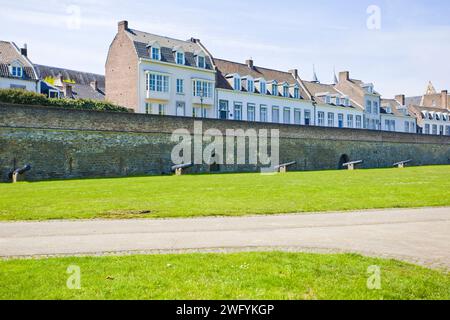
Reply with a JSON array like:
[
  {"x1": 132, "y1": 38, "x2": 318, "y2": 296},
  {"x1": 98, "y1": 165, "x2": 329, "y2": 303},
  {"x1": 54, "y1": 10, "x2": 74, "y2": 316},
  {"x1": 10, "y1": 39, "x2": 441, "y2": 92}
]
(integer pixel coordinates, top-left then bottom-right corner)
[{"x1": 1, "y1": 0, "x2": 449, "y2": 97}]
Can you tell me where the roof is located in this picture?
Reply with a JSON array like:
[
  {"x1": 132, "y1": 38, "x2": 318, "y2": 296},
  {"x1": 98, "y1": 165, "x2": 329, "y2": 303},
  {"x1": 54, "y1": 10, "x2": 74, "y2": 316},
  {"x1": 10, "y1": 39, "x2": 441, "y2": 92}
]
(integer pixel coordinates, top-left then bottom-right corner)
[
  {"x1": 125, "y1": 29, "x2": 214, "y2": 70},
  {"x1": 303, "y1": 81, "x2": 360, "y2": 110},
  {"x1": 0, "y1": 41, "x2": 38, "y2": 80},
  {"x1": 35, "y1": 65, "x2": 105, "y2": 101},
  {"x1": 214, "y1": 58, "x2": 309, "y2": 99},
  {"x1": 381, "y1": 98, "x2": 412, "y2": 117},
  {"x1": 405, "y1": 96, "x2": 422, "y2": 106}
]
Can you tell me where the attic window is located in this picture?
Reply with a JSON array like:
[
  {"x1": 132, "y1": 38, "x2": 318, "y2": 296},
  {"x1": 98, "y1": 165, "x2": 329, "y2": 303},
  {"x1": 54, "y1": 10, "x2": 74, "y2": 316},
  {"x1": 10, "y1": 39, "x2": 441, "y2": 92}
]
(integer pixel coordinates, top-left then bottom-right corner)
[
  {"x1": 259, "y1": 80, "x2": 266, "y2": 95},
  {"x1": 325, "y1": 96, "x2": 331, "y2": 104},
  {"x1": 335, "y1": 97, "x2": 340, "y2": 105},
  {"x1": 283, "y1": 84, "x2": 289, "y2": 98},
  {"x1": 271, "y1": 82, "x2": 278, "y2": 96},
  {"x1": 151, "y1": 47, "x2": 161, "y2": 60},
  {"x1": 233, "y1": 76, "x2": 241, "y2": 91},
  {"x1": 247, "y1": 79, "x2": 254, "y2": 93},
  {"x1": 197, "y1": 55, "x2": 206, "y2": 68},
  {"x1": 176, "y1": 52, "x2": 185, "y2": 65},
  {"x1": 294, "y1": 87, "x2": 300, "y2": 99},
  {"x1": 11, "y1": 65, "x2": 23, "y2": 78}
]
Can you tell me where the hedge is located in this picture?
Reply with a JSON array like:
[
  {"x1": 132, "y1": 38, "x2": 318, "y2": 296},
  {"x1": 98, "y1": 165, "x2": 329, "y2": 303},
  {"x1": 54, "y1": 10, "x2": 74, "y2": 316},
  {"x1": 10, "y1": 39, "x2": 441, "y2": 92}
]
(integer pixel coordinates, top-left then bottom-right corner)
[{"x1": 0, "y1": 89, "x2": 131, "y2": 113}]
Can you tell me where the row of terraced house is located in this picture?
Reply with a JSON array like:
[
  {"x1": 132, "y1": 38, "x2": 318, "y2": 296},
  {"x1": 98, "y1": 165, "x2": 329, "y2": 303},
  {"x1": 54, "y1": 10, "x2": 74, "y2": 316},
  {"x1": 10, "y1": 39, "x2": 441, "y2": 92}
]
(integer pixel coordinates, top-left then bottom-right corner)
[{"x1": 1, "y1": 20, "x2": 449, "y2": 136}]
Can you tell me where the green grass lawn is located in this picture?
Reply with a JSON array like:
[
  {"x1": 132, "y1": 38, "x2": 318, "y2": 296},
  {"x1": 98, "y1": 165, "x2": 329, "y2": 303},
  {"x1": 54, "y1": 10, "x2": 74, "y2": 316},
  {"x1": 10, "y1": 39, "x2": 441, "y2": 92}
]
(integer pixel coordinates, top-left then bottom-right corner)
[
  {"x1": 0, "y1": 252, "x2": 448, "y2": 300},
  {"x1": 1, "y1": 166, "x2": 450, "y2": 221}
]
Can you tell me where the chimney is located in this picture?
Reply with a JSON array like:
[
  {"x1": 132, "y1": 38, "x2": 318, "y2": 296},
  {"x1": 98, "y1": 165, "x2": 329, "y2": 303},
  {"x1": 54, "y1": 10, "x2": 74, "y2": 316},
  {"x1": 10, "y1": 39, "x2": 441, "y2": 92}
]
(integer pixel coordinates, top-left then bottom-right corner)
[
  {"x1": 339, "y1": 71, "x2": 350, "y2": 83},
  {"x1": 246, "y1": 59, "x2": 254, "y2": 69},
  {"x1": 289, "y1": 69, "x2": 298, "y2": 79},
  {"x1": 118, "y1": 20, "x2": 128, "y2": 32},
  {"x1": 63, "y1": 82, "x2": 73, "y2": 99},
  {"x1": 20, "y1": 44, "x2": 28, "y2": 57},
  {"x1": 395, "y1": 94, "x2": 405, "y2": 106},
  {"x1": 441, "y1": 90, "x2": 448, "y2": 109},
  {"x1": 90, "y1": 80, "x2": 98, "y2": 91}
]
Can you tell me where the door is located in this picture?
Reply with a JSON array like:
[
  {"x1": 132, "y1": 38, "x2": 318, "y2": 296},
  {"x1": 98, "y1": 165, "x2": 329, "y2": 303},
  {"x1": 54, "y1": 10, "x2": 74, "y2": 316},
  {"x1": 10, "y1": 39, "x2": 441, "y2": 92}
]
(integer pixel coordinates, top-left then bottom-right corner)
[{"x1": 176, "y1": 102, "x2": 185, "y2": 116}]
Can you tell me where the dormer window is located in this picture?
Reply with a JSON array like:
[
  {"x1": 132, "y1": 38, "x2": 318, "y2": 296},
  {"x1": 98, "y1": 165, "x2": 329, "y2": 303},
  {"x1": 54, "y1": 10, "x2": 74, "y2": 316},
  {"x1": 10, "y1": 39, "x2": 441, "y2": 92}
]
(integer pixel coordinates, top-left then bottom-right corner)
[
  {"x1": 247, "y1": 79, "x2": 254, "y2": 93},
  {"x1": 151, "y1": 46, "x2": 161, "y2": 60},
  {"x1": 326, "y1": 95, "x2": 331, "y2": 104},
  {"x1": 197, "y1": 55, "x2": 206, "y2": 69},
  {"x1": 344, "y1": 98, "x2": 350, "y2": 106},
  {"x1": 293, "y1": 87, "x2": 300, "y2": 99},
  {"x1": 283, "y1": 84, "x2": 289, "y2": 98},
  {"x1": 10, "y1": 62, "x2": 23, "y2": 78},
  {"x1": 233, "y1": 76, "x2": 241, "y2": 91},
  {"x1": 258, "y1": 79, "x2": 266, "y2": 95},
  {"x1": 335, "y1": 97, "x2": 340, "y2": 105},
  {"x1": 176, "y1": 51, "x2": 185, "y2": 65},
  {"x1": 271, "y1": 82, "x2": 278, "y2": 96}
]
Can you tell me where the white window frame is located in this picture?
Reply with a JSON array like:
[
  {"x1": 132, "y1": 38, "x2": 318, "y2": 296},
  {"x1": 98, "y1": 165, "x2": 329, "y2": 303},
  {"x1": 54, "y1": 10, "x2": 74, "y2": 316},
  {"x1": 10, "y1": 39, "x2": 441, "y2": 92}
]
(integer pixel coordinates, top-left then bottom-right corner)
[{"x1": 176, "y1": 51, "x2": 185, "y2": 65}]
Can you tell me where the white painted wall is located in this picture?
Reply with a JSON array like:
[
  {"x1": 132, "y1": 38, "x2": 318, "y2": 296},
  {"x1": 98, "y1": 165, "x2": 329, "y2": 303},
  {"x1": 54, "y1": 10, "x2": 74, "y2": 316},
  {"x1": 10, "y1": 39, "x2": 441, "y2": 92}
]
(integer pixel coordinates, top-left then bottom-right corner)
[
  {"x1": 216, "y1": 89, "x2": 314, "y2": 125},
  {"x1": 137, "y1": 58, "x2": 216, "y2": 118},
  {"x1": 315, "y1": 103, "x2": 364, "y2": 129},
  {"x1": 381, "y1": 114, "x2": 416, "y2": 133},
  {"x1": 421, "y1": 118, "x2": 450, "y2": 135},
  {"x1": 0, "y1": 77, "x2": 39, "y2": 92}
]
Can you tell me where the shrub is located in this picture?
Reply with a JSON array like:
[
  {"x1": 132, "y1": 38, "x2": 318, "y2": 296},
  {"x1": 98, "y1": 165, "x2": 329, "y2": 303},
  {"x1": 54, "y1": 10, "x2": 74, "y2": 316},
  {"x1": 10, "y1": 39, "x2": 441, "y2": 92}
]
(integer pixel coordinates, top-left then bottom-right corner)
[{"x1": 0, "y1": 89, "x2": 131, "y2": 113}]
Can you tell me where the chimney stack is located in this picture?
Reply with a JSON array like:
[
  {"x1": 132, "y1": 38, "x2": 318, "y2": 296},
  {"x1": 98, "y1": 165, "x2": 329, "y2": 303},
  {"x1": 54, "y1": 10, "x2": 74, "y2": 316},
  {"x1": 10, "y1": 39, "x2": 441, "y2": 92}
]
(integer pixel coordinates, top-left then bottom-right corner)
[
  {"x1": 118, "y1": 20, "x2": 128, "y2": 32},
  {"x1": 63, "y1": 82, "x2": 73, "y2": 99},
  {"x1": 441, "y1": 90, "x2": 448, "y2": 109},
  {"x1": 339, "y1": 71, "x2": 350, "y2": 83},
  {"x1": 90, "y1": 80, "x2": 98, "y2": 91},
  {"x1": 395, "y1": 94, "x2": 405, "y2": 106},
  {"x1": 289, "y1": 69, "x2": 298, "y2": 79},
  {"x1": 246, "y1": 59, "x2": 254, "y2": 69},
  {"x1": 20, "y1": 44, "x2": 28, "y2": 57}
]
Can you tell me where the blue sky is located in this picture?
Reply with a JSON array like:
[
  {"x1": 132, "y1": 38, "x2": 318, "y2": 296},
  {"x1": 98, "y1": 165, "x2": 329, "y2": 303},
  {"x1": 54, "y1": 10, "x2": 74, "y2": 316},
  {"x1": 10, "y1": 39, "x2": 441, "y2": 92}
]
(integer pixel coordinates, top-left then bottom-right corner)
[{"x1": 1, "y1": 0, "x2": 449, "y2": 97}]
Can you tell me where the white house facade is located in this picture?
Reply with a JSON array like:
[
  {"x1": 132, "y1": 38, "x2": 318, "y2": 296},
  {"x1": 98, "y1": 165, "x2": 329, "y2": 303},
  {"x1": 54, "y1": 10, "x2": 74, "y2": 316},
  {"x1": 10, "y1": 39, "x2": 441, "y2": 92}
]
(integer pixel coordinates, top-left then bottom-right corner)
[{"x1": 0, "y1": 41, "x2": 39, "y2": 92}]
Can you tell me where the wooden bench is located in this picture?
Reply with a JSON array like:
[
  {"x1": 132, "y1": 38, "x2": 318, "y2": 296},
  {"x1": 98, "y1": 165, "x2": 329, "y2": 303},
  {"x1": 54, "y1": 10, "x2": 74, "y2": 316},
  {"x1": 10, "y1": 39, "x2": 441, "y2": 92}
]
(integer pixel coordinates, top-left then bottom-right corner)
[
  {"x1": 342, "y1": 160, "x2": 363, "y2": 171},
  {"x1": 171, "y1": 163, "x2": 193, "y2": 176},
  {"x1": 393, "y1": 160, "x2": 412, "y2": 168},
  {"x1": 274, "y1": 161, "x2": 297, "y2": 173}
]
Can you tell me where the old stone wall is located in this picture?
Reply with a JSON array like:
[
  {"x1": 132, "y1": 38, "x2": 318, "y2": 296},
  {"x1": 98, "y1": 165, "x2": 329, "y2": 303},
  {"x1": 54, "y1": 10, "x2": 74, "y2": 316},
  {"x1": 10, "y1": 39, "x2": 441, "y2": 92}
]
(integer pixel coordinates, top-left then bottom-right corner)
[{"x1": 1, "y1": 103, "x2": 449, "y2": 181}]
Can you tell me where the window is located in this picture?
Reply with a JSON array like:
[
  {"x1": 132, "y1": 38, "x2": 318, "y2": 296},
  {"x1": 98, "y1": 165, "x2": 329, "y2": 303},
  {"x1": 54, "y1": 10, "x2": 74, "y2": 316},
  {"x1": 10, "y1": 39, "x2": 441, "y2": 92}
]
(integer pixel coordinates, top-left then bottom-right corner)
[
  {"x1": 373, "y1": 101, "x2": 379, "y2": 114},
  {"x1": 432, "y1": 124, "x2": 438, "y2": 135},
  {"x1": 294, "y1": 87, "x2": 300, "y2": 99},
  {"x1": 271, "y1": 83, "x2": 278, "y2": 96},
  {"x1": 176, "y1": 52, "x2": 185, "y2": 65},
  {"x1": 446, "y1": 126, "x2": 450, "y2": 136},
  {"x1": 347, "y1": 114, "x2": 354, "y2": 128},
  {"x1": 234, "y1": 77, "x2": 241, "y2": 91},
  {"x1": 193, "y1": 80, "x2": 213, "y2": 98},
  {"x1": 176, "y1": 102, "x2": 185, "y2": 116},
  {"x1": 325, "y1": 96, "x2": 331, "y2": 104},
  {"x1": 234, "y1": 103, "x2": 242, "y2": 120},
  {"x1": 272, "y1": 106, "x2": 280, "y2": 123},
  {"x1": 218, "y1": 100, "x2": 229, "y2": 120},
  {"x1": 145, "y1": 103, "x2": 152, "y2": 114},
  {"x1": 424, "y1": 124, "x2": 430, "y2": 134},
  {"x1": 327, "y1": 113, "x2": 335, "y2": 127},
  {"x1": 193, "y1": 107, "x2": 202, "y2": 118},
  {"x1": 260, "y1": 81, "x2": 266, "y2": 94},
  {"x1": 158, "y1": 104, "x2": 166, "y2": 115},
  {"x1": 356, "y1": 115, "x2": 362, "y2": 128},
  {"x1": 439, "y1": 125, "x2": 444, "y2": 135},
  {"x1": 260, "y1": 105, "x2": 268, "y2": 122},
  {"x1": 391, "y1": 120, "x2": 396, "y2": 132},
  {"x1": 247, "y1": 104, "x2": 255, "y2": 121},
  {"x1": 385, "y1": 120, "x2": 390, "y2": 131},
  {"x1": 335, "y1": 97, "x2": 340, "y2": 106},
  {"x1": 318, "y1": 111, "x2": 325, "y2": 126},
  {"x1": 283, "y1": 108, "x2": 291, "y2": 124},
  {"x1": 304, "y1": 110, "x2": 311, "y2": 125},
  {"x1": 151, "y1": 47, "x2": 161, "y2": 60},
  {"x1": 405, "y1": 121, "x2": 410, "y2": 133},
  {"x1": 294, "y1": 109, "x2": 301, "y2": 125},
  {"x1": 366, "y1": 101, "x2": 372, "y2": 113},
  {"x1": 11, "y1": 66, "x2": 23, "y2": 78},
  {"x1": 247, "y1": 79, "x2": 254, "y2": 93},
  {"x1": 147, "y1": 73, "x2": 169, "y2": 93},
  {"x1": 338, "y1": 114, "x2": 344, "y2": 128},
  {"x1": 344, "y1": 98, "x2": 350, "y2": 107},
  {"x1": 176, "y1": 79, "x2": 184, "y2": 94},
  {"x1": 197, "y1": 55, "x2": 206, "y2": 68},
  {"x1": 283, "y1": 85, "x2": 289, "y2": 98}
]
